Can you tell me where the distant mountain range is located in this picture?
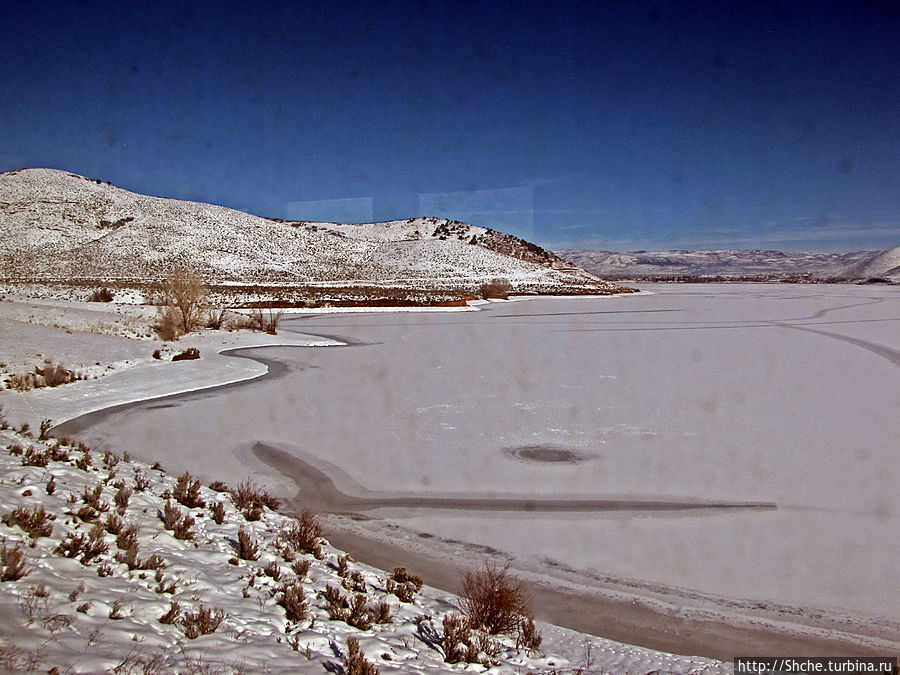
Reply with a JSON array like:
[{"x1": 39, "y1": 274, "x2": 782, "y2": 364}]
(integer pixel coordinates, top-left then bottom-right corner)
[
  {"x1": 556, "y1": 247, "x2": 900, "y2": 283},
  {"x1": 0, "y1": 169, "x2": 621, "y2": 296}
]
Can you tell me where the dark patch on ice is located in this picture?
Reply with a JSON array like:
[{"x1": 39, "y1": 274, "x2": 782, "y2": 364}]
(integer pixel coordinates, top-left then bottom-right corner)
[
  {"x1": 253, "y1": 441, "x2": 777, "y2": 516},
  {"x1": 503, "y1": 445, "x2": 589, "y2": 464}
]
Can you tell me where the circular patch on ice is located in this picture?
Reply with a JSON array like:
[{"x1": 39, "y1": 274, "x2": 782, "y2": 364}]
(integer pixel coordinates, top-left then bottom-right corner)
[{"x1": 502, "y1": 445, "x2": 589, "y2": 464}]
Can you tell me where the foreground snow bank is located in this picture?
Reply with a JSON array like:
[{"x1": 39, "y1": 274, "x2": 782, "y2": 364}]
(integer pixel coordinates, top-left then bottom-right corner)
[{"x1": 0, "y1": 426, "x2": 727, "y2": 673}]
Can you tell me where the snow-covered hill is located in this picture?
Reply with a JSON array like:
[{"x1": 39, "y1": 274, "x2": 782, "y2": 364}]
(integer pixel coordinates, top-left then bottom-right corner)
[
  {"x1": 0, "y1": 169, "x2": 619, "y2": 294},
  {"x1": 556, "y1": 247, "x2": 900, "y2": 282}
]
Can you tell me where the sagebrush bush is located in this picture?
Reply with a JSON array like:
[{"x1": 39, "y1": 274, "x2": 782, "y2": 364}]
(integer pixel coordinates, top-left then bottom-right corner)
[
  {"x1": 172, "y1": 472, "x2": 205, "y2": 508},
  {"x1": 210, "y1": 501, "x2": 226, "y2": 524},
  {"x1": 180, "y1": 604, "x2": 226, "y2": 639},
  {"x1": 0, "y1": 542, "x2": 30, "y2": 581},
  {"x1": 442, "y1": 613, "x2": 474, "y2": 664},
  {"x1": 343, "y1": 637, "x2": 379, "y2": 675},
  {"x1": 2, "y1": 505, "x2": 53, "y2": 539},
  {"x1": 460, "y1": 562, "x2": 532, "y2": 635},
  {"x1": 237, "y1": 526, "x2": 259, "y2": 560},
  {"x1": 277, "y1": 580, "x2": 307, "y2": 622},
  {"x1": 280, "y1": 509, "x2": 321, "y2": 557},
  {"x1": 231, "y1": 480, "x2": 280, "y2": 519}
]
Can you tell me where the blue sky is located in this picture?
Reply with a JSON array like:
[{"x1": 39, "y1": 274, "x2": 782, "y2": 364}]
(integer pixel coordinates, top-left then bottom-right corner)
[{"x1": 1, "y1": 1, "x2": 898, "y2": 252}]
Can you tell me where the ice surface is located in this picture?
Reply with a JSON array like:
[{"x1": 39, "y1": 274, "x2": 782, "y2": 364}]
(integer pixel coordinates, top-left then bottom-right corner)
[{"x1": 59, "y1": 284, "x2": 900, "y2": 641}]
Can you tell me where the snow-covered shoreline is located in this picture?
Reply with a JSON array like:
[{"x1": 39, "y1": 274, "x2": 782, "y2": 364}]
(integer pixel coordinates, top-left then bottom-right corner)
[{"x1": 0, "y1": 291, "x2": 734, "y2": 673}]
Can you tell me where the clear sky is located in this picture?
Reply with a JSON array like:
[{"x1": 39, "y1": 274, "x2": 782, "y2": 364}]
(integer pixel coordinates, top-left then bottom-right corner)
[{"x1": 2, "y1": 1, "x2": 898, "y2": 252}]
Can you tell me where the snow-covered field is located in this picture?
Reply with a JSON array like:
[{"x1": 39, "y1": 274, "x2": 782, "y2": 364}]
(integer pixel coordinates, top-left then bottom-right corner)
[
  {"x1": 0, "y1": 291, "x2": 734, "y2": 673},
  {"x1": 29, "y1": 283, "x2": 900, "y2": 659}
]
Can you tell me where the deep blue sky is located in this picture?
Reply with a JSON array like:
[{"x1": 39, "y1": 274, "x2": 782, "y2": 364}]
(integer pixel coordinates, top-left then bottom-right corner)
[{"x1": 2, "y1": 1, "x2": 898, "y2": 251}]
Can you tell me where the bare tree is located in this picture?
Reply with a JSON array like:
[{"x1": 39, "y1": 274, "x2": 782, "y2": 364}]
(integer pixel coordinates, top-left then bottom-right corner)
[{"x1": 164, "y1": 268, "x2": 207, "y2": 334}]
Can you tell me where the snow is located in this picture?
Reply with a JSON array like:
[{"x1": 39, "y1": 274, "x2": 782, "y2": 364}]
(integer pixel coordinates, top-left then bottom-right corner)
[
  {"x1": 0, "y1": 429, "x2": 724, "y2": 673},
  {"x1": 0, "y1": 291, "x2": 730, "y2": 672},
  {"x1": 37, "y1": 284, "x2": 900, "y2": 657}
]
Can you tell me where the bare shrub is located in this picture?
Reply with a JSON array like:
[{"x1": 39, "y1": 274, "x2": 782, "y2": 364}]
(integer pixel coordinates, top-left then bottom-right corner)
[
  {"x1": 205, "y1": 307, "x2": 228, "y2": 329},
  {"x1": 36, "y1": 361, "x2": 76, "y2": 388},
  {"x1": 347, "y1": 593, "x2": 373, "y2": 630},
  {"x1": 460, "y1": 562, "x2": 531, "y2": 635},
  {"x1": 374, "y1": 600, "x2": 392, "y2": 624},
  {"x1": 38, "y1": 419, "x2": 53, "y2": 440},
  {"x1": 388, "y1": 566, "x2": 423, "y2": 603},
  {"x1": 163, "y1": 268, "x2": 207, "y2": 334},
  {"x1": 103, "y1": 450, "x2": 119, "y2": 471},
  {"x1": 210, "y1": 501, "x2": 226, "y2": 524},
  {"x1": 55, "y1": 532, "x2": 88, "y2": 559},
  {"x1": 133, "y1": 469, "x2": 150, "y2": 492},
  {"x1": 280, "y1": 509, "x2": 321, "y2": 556},
  {"x1": 516, "y1": 615, "x2": 542, "y2": 652},
  {"x1": 208, "y1": 480, "x2": 229, "y2": 492},
  {"x1": 277, "y1": 580, "x2": 307, "y2": 622},
  {"x1": 89, "y1": 287, "x2": 115, "y2": 302},
  {"x1": 159, "y1": 600, "x2": 181, "y2": 624},
  {"x1": 172, "y1": 472, "x2": 205, "y2": 508},
  {"x1": 116, "y1": 522, "x2": 139, "y2": 550},
  {"x1": 180, "y1": 604, "x2": 225, "y2": 639},
  {"x1": 109, "y1": 598, "x2": 126, "y2": 619},
  {"x1": 343, "y1": 570, "x2": 366, "y2": 593},
  {"x1": 2, "y1": 505, "x2": 53, "y2": 539},
  {"x1": 76, "y1": 505, "x2": 99, "y2": 523},
  {"x1": 162, "y1": 500, "x2": 182, "y2": 529},
  {"x1": 156, "y1": 305, "x2": 182, "y2": 341},
  {"x1": 264, "y1": 560, "x2": 281, "y2": 581},
  {"x1": 323, "y1": 585, "x2": 348, "y2": 620},
  {"x1": 82, "y1": 523, "x2": 110, "y2": 562},
  {"x1": 45, "y1": 475, "x2": 56, "y2": 495},
  {"x1": 292, "y1": 558, "x2": 311, "y2": 579},
  {"x1": 250, "y1": 306, "x2": 284, "y2": 334},
  {"x1": 114, "y1": 485, "x2": 132, "y2": 513},
  {"x1": 236, "y1": 526, "x2": 259, "y2": 560},
  {"x1": 82, "y1": 483, "x2": 108, "y2": 512},
  {"x1": 22, "y1": 446, "x2": 51, "y2": 467},
  {"x1": 75, "y1": 447, "x2": 93, "y2": 471},
  {"x1": 1, "y1": 542, "x2": 30, "y2": 581},
  {"x1": 231, "y1": 480, "x2": 280, "y2": 518},
  {"x1": 172, "y1": 514, "x2": 195, "y2": 540},
  {"x1": 343, "y1": 637, "x2": 379, "y2": 675},
  {"x1": 161, "y1": 501, "x2": 194, "y2": 540},
  {"x1": 337, "y1": 553, "x2": 351, "y2": 577},
  {"x1": 441, "y1": 613, "x2": 476, "y2": 664},
  {"x1": 478, "y1": 277, "x2": 512, "y2": 299}
]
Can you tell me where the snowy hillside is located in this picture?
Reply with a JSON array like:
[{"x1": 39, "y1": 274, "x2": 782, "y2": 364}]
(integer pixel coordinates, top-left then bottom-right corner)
[
  {"x1": 557, "y1": 248, "x2": 899, "y2": 282},
  {"x1": 0, "y1": 169, "x2": 619, "y2": 294}
]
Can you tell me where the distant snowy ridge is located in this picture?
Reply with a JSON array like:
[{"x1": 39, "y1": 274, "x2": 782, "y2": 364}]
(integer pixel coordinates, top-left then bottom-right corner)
[
  {"x1": 557, "y1": 247, "x2": 900, "y2": 282},
  {"x1": 0, "y1": 168, "x2": 621, "y2": 294}
]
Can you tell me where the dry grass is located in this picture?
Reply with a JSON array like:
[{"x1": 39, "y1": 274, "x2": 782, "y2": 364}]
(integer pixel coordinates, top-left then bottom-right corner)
[{"x1": 460, "y1": 562, "x2": 532, "y2": 635}]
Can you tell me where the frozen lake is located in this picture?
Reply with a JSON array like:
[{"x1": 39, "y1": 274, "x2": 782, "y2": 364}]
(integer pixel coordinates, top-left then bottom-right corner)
[{"x1": 64, "y1": 284, "x2": 900, "y2": 644}]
